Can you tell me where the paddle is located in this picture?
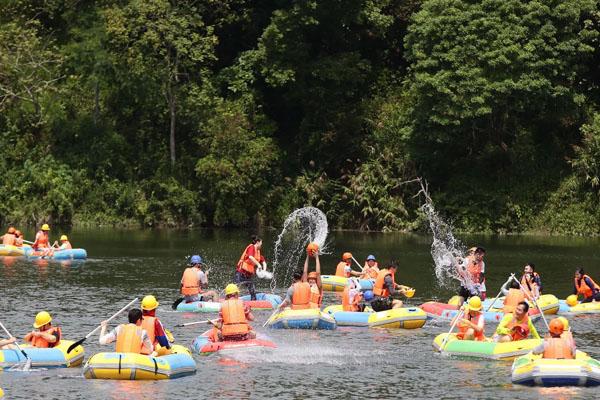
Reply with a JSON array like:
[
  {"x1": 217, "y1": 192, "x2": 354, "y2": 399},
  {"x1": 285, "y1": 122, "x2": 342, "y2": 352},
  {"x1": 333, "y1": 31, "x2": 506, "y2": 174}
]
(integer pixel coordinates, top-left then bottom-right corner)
[
  {"x1": 23, "y1": 240, "x2": 34, "y2": 245},
  {"x1": 172, "y1": 297, "x2": 185, "y2": 310},
  {"x1": 511, "y1": 275, "x2": 550, "y2": 331},
  {"x1": 0, "y1": 320, "x2": 32, "y2": 370},
  {"x1": 175, "y1": 319, "x2": 218, "y2": 328},
  {"x1": 485, "y1": 274, "x2": 515, "y2": 312},
  {"x1": 350, "y1": 256, "x2": 366, "y2": 273},
  {"x1": 263, "y1": 307, "x2": 282, "y2": 328},
  {"x1": 440, "y1": 307, "x2": 464, "y2": 351},
  {"x1": 67, "y1": 298, "x2": 138, "y2": 354}
]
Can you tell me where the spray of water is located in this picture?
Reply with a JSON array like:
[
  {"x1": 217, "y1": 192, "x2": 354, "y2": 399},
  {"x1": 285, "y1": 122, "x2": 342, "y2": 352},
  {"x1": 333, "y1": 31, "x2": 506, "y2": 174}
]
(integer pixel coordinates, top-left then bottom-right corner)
[{"x1": 270, "y1": 207, "x2": 329, "y2": 290}]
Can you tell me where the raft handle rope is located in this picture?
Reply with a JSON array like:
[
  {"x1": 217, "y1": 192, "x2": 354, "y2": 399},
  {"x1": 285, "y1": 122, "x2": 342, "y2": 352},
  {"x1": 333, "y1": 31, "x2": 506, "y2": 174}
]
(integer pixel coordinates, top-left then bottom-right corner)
[
  {"x1": 118, "y1": 354, "x2": 122, "y2": 375},
  {"x1": 153, "y1": 358, "x2": 158, "y2": 375}
]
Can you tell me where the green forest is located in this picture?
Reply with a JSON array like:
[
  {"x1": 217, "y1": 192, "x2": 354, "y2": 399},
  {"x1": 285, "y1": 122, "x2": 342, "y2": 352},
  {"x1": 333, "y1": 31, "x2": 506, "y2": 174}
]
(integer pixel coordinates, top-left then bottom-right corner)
[{"x1": 2, "y1": 0, "x2": 600, "y2": 234}]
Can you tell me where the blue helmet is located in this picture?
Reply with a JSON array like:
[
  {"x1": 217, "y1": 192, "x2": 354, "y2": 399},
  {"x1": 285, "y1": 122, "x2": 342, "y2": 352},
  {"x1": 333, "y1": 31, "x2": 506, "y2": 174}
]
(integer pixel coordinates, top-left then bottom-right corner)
[
  {"x1": 366, "y1": 255, "x2": 376, "y2": 261},
  {"x1": 190, "y1": 255, "x2": 202, "y2": 265},
  {"x1": 363, "y1": 290, "x2": 374, "y2": 301}
]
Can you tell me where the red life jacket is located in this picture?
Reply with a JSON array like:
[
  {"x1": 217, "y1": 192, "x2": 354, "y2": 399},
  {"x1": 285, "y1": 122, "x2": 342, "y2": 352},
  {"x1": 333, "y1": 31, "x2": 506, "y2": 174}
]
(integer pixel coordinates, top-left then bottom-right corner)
[
  {"x1": 30, "y1": 326, "x2": 61, "y2": 348},
  {"x1": 33, "y1": 231, "x2": 49, "y2": 249},
  {"x1": 507, "y1": 316, "x2": 530, "y2": 341},
  {"x1": 467, "y1": 256, "x2": 483, "y2": 283},
  {"x1": 373, "y1": 269, "x2": 395, "y2": 297},
  {"x1": 181, "y1": 267, "x2": 201, "y2": 296},
  {"x1": 575, "y1": 275, "x2": 600, "y2": 299},
  {"x1": 237, "y1": 244, "x2": 259, "y2": 275},
  {"x1": 291, "y1": 282, "x2": 311, "y2": 310},
  {"x1": 221, "y1": 299, "x2": 250, "y2": 337},
  {"x1": 543, "y1": 337, "x2": 574, "y2": 359}
]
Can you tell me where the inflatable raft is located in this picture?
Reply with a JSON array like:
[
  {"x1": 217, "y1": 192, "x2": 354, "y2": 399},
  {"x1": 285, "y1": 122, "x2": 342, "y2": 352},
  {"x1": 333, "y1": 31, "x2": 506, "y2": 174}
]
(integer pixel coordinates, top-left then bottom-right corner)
[
  {"x1": 323, "y1": 305, "x2": 427, "y2": 329},
  {"x1": 191, "y1": 331, "x2": 276, "y2": 355},
  {"x1": 24, "y1": 247, "x2": 87, "y2": 260},
  {"x1": 421, "y1": 302, "x2": 541, "y2": 323},
  {"x1": 512, "y1": 351, "x2": 600, "y2": 386},
  {"x1": 485, "y1": 294, "x2": 560, "y2": 315},
  {"x1": 83, "y1": 344, "x2": 196, "y2": 380},
  {"x1": 433, "y1": 333, "x2": 542, "y2": 360},
  {"x1": 267, "y1": 308, "x2": 337, "y2": 330},
  {"x1": 0, "y1": 244, "x2": 26, "y2": 257},
  {"x1": 558, "y1": 300, "x2": 600, "y2": 314},
  {"x1": 0, "y1": 340, "x2": 84, "y2": 369},
  {"x1": 176, "y1": 293, "x2": 282, "y2": 313},
  {"x1": 320, "y1": 275, "x2": 374, "y2": 292}
]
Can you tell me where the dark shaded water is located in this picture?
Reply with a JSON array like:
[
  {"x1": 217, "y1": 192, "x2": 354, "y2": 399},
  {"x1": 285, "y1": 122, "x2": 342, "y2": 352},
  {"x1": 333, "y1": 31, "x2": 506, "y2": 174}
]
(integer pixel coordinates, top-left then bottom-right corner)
[{"x1": 1, "y1": 229, "x2": 599, "y2": 399}]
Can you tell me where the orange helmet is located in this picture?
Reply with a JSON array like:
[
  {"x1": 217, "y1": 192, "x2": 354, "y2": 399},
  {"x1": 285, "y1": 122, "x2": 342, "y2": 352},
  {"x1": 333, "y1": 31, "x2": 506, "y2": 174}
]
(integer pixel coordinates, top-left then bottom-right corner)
[
  {"x1": 307, "y1": 272, "x2": 318, "y2": 280},
  {"x1": 7, "y1": 227, "x2": 15, "y2": 234},
  {"x1": 549, "y1": 318, "x2": 565, "y2": 335},
  {"x1": 307, "y1": 242, "x2": 319, "y2": 256},
  {"x1": 342, "y1": 252, "x2": 353, "y2": 261}
]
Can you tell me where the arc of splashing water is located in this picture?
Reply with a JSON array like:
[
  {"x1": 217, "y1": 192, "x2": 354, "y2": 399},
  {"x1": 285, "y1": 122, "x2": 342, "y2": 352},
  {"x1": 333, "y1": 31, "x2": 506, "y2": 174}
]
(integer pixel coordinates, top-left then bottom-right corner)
[{"x1": 269, "y1": 207, "x2": 329, "y2": 291}]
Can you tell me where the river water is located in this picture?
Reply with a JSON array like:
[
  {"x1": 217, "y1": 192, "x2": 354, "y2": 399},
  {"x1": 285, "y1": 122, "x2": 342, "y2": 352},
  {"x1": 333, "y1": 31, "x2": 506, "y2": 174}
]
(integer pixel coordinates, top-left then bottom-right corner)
[{"x1": 1, "y1": 229, "x2": 599, "y2": 399}]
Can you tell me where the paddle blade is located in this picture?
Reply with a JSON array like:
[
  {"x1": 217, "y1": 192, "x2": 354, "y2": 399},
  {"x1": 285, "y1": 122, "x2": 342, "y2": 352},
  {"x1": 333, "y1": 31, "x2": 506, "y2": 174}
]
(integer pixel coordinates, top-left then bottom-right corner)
[
  {"x1": 67, "y1": 338, "x2": 85, "y2": 354},
  {"x1": 171, "y1": 297, "x2": 184, "y2": 310}
]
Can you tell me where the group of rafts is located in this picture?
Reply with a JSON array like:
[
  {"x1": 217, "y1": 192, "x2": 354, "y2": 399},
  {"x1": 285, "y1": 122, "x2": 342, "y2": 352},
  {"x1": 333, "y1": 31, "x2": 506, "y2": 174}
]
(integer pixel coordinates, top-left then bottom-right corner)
[
  {"x1": 2, "y1": 244, "x2": 600, "y2": 388},
  {"x1": 0, "y1": 225, "x2": 87, "y2": 260}
]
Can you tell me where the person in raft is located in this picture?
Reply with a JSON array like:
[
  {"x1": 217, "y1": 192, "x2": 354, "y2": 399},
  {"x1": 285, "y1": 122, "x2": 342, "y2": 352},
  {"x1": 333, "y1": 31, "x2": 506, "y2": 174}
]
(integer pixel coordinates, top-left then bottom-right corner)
[
  {"x1": 342, "y1": 278, "x2": 365, "y2": 312},
  {"x1": 24, "y1": 311, "x2": 61, "y2": 348},
  {"x1": 180, "y1": 255, "x2": 217, "y2": 303},
  {"x1": 52, "y1": 235, "x2": 72, "y2": 250},
  {"x1": 532, "y1": 318, "x2": 576, "y2": 359},
  {"x1": 335, "y1": 252, "x2": 362, "y2": 278},
  {"x1": 141, "y1": 295, "x2": 173, "y2": 355},
  {"x1": 456, "y1": 246, "x2": 487, "y2": 304},
  {"x1": 32, "y1": 223, "x2": 53, "y2": 257},
  {"x1": 235, "y1": 235, "x2": 267, "y2": 301},
  {"x1": 493, "y1": 301, "x2": 540, "y2": 342},
  {"x1": 278, "y1": 271, "x2": 312, "y2": 310},
  {"x1": 361, "y1": 254, "x2": 380, "y2": 280},
  {"x1": 500, "y1": 279, "x2": 526, "y2": 313},
  {"x1": 371, "y1": 264, "x2": 411, "y2": 311},
  {"x1": 99, "y1": 308, "x2": 154, "y2": 355},
  {"x1": 453, "y1": 296, "x2": 485, "y2": 341},
  {"x1": 0, "y1": 336, "x2": 16, "y2": 349},
  {"x1": 14, "y1": 230, "x2": 24, "y2": 247},
  {"x1": 215, "y1": 284, "x2": 256, "y2": 341},
  {"x1": 304, "y1": 243, "x2": 323, "y2": 309},
  {"x1": 0, "y1": 226, "x2": 17, "y2": 245},
  {"x1": 520, "y1": 263, "x2": 542, "y2": 298},
  {"x1": 573, "y1": 268, "x2": 600, "y2": 303}
]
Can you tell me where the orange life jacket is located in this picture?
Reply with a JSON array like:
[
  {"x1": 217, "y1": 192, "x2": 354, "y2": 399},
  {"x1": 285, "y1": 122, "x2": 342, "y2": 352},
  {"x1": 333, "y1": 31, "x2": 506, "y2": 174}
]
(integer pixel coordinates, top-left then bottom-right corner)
[
  {"x1": 309, "y1": 284, "x2": 321, "y2": 309},
  {"x1": 181, "y1": 267, "x2": 201, "y2": 296},
  {"x1": 33, "y1": 231, "x2": 49, "y2": 249},
  {"x1": 60, "y1": 241, "x2": 73, "y2": 250},
  {"x1": 335, "y1": 261, "x2": 350, "y2": 277},
  {"x1": 575, "y1": 275, "x2": 600, "y2": 299},
  {"x1": 507, "y1": 315, "x2": 530, "y2": 341},
  {"x1": 2, "y1": 233, "x2": 16, "y2": 246},
  {"x1": 291, "y1": 282, "x2": 311, "y2": 310},
  {"x1": 502, "y1": 288, "x2": 525, "y2": 313},
  {"x1": 221, "y1": 298, "x2": 250, "y2": 337},
  {"x1": 543, "y1": 337, "x2": 574, "y2": 359},
  {"x1": 30, "y1": 326, "x2": 61, "y2": 348},
  {"x1": 141, "y1": 316, "x2": 157, "y2": 347},
  {"x1": 115, "y1": 324, "x2": 144, "y2": 354},
  {"x1": 373, "y1": 269, "x2": 395, "y2": 297},
  {"x1": 457, "y1": 312, "x2": 484, "y2": 341},
  {"x1": 467, "y1": 256, "x2": 483, "y2": 283},
  {"x1": 342, "y1": 286, "x2": 362, "y2": 312},
  {"x1": 237, "y1": 244, "x2": 259, "y2": 275},
  {"x1": 520, "y1": 274, "x2": 538, "y2": 299},
  {"x1": 363, "y1": 265, "x2": 379, "y2": 280}
]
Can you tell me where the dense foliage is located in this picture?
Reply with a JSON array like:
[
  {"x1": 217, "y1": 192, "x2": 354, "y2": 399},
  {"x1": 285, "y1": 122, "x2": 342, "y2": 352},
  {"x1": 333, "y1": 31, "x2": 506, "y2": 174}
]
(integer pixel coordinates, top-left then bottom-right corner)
[{"x1": 1, "y1": 0, "x2": 600, "y2": 233}]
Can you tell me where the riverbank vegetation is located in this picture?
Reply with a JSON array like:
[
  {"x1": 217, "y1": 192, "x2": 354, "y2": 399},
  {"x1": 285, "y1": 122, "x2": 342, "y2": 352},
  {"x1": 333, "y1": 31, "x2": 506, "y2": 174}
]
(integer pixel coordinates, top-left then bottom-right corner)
[{"x1": 1, "y1": 0, "x2": 600, "y2": 233}]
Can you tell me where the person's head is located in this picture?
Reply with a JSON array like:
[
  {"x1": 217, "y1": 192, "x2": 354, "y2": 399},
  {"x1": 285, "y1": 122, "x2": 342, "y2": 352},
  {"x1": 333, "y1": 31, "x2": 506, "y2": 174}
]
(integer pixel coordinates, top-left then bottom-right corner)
[
  {"x1": 467, "y1": 296, "x2": 482, "y2": 313},
  {"x1": 251, "y1": 235, "x2": 262, "y2": 249},
  {"x1": 33, "y1": 311, "x2": 52, "y2": 330},
  {"x1": 575, "y1": 268, "x2": 585, "y2": 280},
  {"x1": 510, "y1": 279, "x2": 520, "y2": 290},
  {"x1": 41, "y1": 224, "x2": 50, "y2": 232},
  {"x1": 474, "y1": 247, "x2": 485, "y2": 261},
  {"x1": 524, "y1": 263, "x2": 535, "y2": 274},
  {"x1": 128, "y1": 308, "x2": 143, "y2": 324},
  {"x1": 307, "y1": 271, "x2": 318, "y2": 285},
  {"x1": 515, "y1": 301, "x2": 529, "y2": 319},
  {"x1": 7, "y1": 227, "x2": 15, "y2": 234},
  {"x1": 141, "y1": 295, "x2": 159, "y2": 314},
  {"x1": 342, "y1": 252, "x2": 353, "y2": 263},
  {"x1": 225, "y1": 283, "x2": 240, "y2": 298},
  {"x1": 387, "y1": 264, "x2": 398, "y2": 273},
  {"x1": 292, "y1": 271, "x2": 302, "y2": 282},
  {"x1": 366, "y1": 255, "x2": 376, "y2": 266},
  {"x1": 549, "y1": 318, "x2": 565, "y2": 338},
  {"x1": 14, "y1": 230, "x2": 21, "y2": 237},
  {"x1": 190, "y1": 255, "x2": 202, "y2": 267},
  {"x1": 60, "y1": 235, "x2": 68, "y2": 242}
]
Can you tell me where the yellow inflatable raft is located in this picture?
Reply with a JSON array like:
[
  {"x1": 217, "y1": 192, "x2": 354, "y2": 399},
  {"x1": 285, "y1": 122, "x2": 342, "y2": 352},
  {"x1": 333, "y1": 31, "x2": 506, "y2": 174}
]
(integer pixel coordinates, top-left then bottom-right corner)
[
  {"x1": 320, "y1": 275, "x2": 373, "y2": 292},
  {"x1": 323, "y1": 305, "x2": 427, "y2": 329},
  {"x1": 0, "y1": 340, "x2": 84, "y2": 369},
  {"x1": 512, "y1": 351, "x2": 600, "y2": 386},
  {"x1": 487, "y1": 294, "x2": 560, "y2": 315},
  {"x1": 83, "y1": 344, "x2": 196, "y2": 380},
  {"x1": 433, "y1": 333, "x2": 542, "y2": 360},
  {"x1": 0, "y1": 244, "x2": 26, "y2": 257}
]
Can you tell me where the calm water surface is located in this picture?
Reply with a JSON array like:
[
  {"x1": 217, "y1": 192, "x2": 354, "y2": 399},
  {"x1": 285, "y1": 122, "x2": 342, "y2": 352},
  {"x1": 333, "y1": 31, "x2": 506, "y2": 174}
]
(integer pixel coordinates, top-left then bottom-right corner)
[{"x1": 1, "y1": 229, "x2": 599, "y2": 399}]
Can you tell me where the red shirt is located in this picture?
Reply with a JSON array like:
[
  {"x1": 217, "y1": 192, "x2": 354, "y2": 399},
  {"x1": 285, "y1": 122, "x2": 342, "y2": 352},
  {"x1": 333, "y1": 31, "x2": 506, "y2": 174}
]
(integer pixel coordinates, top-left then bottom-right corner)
[{"x1": 245, "y1": 245, "x2": 265, "y2": 263}]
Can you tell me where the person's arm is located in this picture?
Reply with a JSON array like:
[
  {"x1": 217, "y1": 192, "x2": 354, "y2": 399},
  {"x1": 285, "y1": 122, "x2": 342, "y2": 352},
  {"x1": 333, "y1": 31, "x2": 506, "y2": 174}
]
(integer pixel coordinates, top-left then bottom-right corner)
[
  {"x1": 35, "y1": 330, "x2": 58, "y2": 344},
  {"x1": 246, "y1": 246, "x2": 263, "y2": 269},
  {"x1": 141, "y1": 331, "x2": 154, "y2": 354},
  {"x1": 528, "y1": 319, "x2": 541, "y2": 339},
  {"x1": 99, "y1": 323, "x2": 118, "y2": 345},
  {"x1": 532, "y1": 341, "x2": 546, "y2": 355},
  {"x1": 198, "y1": 271, "x2": 209, "y2": 289},
  {"x1": 244, "y1": 304, "x2": 255, "y2": 322},
  {"x1": 23, "y1": 332, "x2": 34, "y2": 343},
  {"x1": 315, "y1": 254, "x2": 322, "y2": 289},
  {"x1": 585, "y1": 277, "x2": 599, "y2": 295},
  {"x1": 384, "y1": 275, "x2": 396, "y2": 296},
  {"x1": 573, "y1": 281, "x2": 579, "y2": 296},
  {"x1": 154, "y1": 320, "x2": 171, "y2": 349},
  {"x1": 278, "y1": 287, "x2": 294, "y2": 309},
  {"x1": 495, "y1": 314, "x2": 512, "y2": 335},
  {"x1": 0, "y1": 337, "x2": 16, "y2": 347},
  {"x1": 302, "y1": 255, "x2": 309, "y2": 282}
]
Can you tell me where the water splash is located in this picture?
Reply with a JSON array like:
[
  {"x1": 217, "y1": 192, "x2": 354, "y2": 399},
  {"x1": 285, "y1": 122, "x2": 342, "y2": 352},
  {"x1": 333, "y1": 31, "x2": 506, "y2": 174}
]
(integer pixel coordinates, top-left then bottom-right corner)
[
  {"x1": 421, "y1": 203, "x2": 476, "y2": 292},
  {"x1": 270, "y1": 207, "x2": 329, "y2": 290}
]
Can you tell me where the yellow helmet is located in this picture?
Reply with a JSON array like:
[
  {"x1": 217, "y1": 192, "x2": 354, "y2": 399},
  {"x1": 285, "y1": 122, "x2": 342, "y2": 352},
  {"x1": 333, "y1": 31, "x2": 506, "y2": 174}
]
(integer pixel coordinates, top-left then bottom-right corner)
[
  {"x1": 141, "y1": 295, "x2": 159, "y2": 311},
  {"x1": 33, "y1": 311, "x2": 52, "y2": 328},
  {"x1": 558, "y1": 316, "x2": 569, "y2": 331},
  {"x1": 566, "y1": 294, "x2": 578, "y2": 307},
  {"x1": 467, "y1": 296, "x2": 482, "y2": 311},
  {"x1": 447, "y1": 295, "x2": 462, "y2": 306},
  {"x1": 225, "y1": 284, "x2": 239, "y2": 296},
  {"x1": 60, "y1": 235, "x2": 68, "y2": 241},
  {"x1": 41, "y1": 224, "x2": 50, "y2": 231}
]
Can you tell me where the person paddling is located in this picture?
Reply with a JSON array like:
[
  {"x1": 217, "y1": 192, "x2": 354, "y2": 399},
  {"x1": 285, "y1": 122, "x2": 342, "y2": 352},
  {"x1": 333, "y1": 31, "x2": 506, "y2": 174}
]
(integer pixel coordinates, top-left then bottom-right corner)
[
  {"x1": 99, "y1": 308, "x2": 154, "y2": 355},
  {"x1": 180, "y1": 255, "x2": 217, "y2": 303},
  {"x1": 0, "y1": 336, "x2": 16, "y2": 349},
  {"x1": 371, "y1": 264, "x2": 410, "y2": 311},
  {"x1": 532, "y1": 318, "x2": 576, "y2": 359},
  {"x1": 500, "y1": 278, "x2": 526, "y2": 313},
  {"x1": 215, "y1": 284, "x2": 256, "y2": 342},
  {"x1": 52, "y1": 235, "x2": 72, "y2": 250},
  {"x1": 141, "y1": 295, "x2": 172, "y2": 355},
  {"x1": 361, "y1": 255, "x2": 380, "y2": 279},
  {"x1": 454, "y1": 296, "x2": 485, "y2": 341},
  {"x1": 14, "y1": 230, "x2": 24, "y2": 247},
  {"x1": 235, "y1": 235, "x2": 267, "y2": 301},
  {"x1": 573, "y1": 268, "x2": 600, "y2": 303},
  {"x1": 32, "y1": 224, "x2": 53, "y2": 257},
  {"x1": 303, "y1": 243, "x2": 323, "y2": 309},
  {"x1": 24, "y1": 311, "x2": 61, "y2": 348},
  {"x1": 335, "y1": 252, "x2": 361, "y2": 278},
  {"x1": 493, "y1": 301, "x2": 540, "y2": 342}
]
